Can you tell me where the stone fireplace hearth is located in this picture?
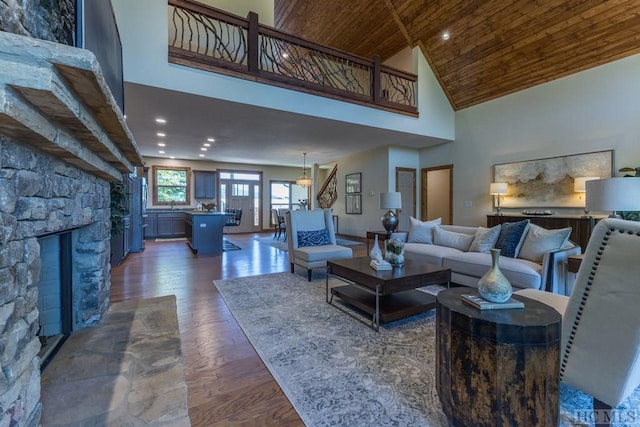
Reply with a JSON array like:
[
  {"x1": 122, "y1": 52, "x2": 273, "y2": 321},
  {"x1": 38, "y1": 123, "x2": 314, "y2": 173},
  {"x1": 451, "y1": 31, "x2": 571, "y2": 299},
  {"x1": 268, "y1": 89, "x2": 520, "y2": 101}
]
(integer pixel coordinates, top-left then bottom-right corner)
[{"x1": 0, "y1": 32, "x2": 143, "y2": 427}]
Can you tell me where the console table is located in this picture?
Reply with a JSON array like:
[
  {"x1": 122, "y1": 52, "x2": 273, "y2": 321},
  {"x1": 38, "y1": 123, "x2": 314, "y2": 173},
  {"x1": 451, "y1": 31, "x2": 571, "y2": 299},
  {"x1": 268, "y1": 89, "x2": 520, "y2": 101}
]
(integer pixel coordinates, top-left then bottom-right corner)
[
  {"x1": 487, "y1": 214, "x2": 604, "y2": 252},
  {"x1": 436, "y1": 287, "x2": 561, "y2": 427}
]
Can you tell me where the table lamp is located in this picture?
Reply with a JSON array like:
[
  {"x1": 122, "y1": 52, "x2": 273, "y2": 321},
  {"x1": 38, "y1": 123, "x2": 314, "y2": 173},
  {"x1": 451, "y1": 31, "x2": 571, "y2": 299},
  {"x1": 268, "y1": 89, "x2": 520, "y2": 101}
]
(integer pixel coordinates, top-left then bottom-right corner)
[
  {"x1": 490, "y1": 183, "x2": 508, "y2": 215},
  {"x1": 574, "y1": 176, "x2": 599, "y2": 216},
  {"x1": 380, "y1": 192, "x2": 402, "y2": 235},
  {"x1": 585, "y1": 177, "x2": 640, "y2": 218}
]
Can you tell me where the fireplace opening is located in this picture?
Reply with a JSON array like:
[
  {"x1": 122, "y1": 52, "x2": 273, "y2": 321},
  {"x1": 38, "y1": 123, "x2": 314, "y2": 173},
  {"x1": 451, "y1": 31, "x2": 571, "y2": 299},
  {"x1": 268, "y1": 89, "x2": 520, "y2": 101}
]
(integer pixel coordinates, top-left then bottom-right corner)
[{"x1": 37, "y1": 230, "x2": 74, "y2": 370}]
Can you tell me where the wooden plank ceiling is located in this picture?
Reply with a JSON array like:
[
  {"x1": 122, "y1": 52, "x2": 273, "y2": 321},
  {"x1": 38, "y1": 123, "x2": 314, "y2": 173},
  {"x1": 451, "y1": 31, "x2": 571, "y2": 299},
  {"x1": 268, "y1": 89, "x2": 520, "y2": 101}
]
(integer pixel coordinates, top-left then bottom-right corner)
[{"x1": 274, "y1": 0, "x2": 640, "y2": 110}]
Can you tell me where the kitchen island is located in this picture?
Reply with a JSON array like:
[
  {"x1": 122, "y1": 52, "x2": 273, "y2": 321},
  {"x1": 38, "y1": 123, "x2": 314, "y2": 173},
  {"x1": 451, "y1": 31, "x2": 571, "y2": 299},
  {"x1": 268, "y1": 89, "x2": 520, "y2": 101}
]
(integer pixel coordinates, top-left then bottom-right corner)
[{"x1": 185, "y1": 212, "x2": 232, "y2": 255}]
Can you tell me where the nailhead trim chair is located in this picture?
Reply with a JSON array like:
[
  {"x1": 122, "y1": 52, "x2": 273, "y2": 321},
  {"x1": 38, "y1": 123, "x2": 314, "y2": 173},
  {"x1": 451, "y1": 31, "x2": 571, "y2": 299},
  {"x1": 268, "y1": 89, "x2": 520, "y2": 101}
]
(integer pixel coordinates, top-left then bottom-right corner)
[
  {"x1": 516, "y1": 218, "x2": 640, "y2": 426},
  {"x1": 285, "y1": 209, "x2": 352, "y2": 281}
]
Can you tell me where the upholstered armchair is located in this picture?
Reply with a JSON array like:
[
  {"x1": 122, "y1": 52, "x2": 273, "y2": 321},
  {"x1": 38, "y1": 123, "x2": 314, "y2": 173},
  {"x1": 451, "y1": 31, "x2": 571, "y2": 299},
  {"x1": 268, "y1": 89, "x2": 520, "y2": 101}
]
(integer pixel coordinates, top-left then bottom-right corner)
[
  {"x1": 516, "y1": 218, "x2": 640, "y2": 425},
  {"x1": 285, "y1": 209, "x2": 352, "y2": 281}
]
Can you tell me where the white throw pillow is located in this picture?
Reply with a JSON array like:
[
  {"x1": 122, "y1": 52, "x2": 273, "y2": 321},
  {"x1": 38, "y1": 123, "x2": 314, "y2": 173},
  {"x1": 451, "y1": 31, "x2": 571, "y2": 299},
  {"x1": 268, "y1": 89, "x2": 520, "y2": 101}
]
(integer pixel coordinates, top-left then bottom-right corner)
[
  {"x1": 433, "y1": 226, "x2": 475, "y2": 252},
  {"x1": 407, "y1": 217, "x2": 441, "y2": 244},
  {"x1": 518, "y1": 224, "x2": 572, "y2": 263},
  {"x1": 469, "y1": 224, "x2": 502, "y2": 253}
]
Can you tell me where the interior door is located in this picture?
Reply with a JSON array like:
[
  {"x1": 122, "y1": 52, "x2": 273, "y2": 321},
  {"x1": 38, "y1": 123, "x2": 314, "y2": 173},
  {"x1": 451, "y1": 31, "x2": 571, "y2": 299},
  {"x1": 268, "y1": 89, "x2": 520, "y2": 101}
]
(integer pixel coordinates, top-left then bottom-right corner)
[
  {"x1": 395, "y1": 168, "x2": 416, "y2": 232},
  {"x1": 225, "y1": 181, "x2": 260, "y2": 233},
  {"x1": 422, "y1": 165, "x2": 453, "y2": 225}
]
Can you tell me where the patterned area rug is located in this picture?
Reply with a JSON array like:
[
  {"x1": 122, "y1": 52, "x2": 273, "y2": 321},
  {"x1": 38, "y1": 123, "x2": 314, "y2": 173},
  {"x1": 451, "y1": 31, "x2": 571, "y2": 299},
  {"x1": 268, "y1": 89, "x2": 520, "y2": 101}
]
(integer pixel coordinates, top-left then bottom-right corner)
[
  {"x1": 255, "y1": 236, "x2": 362, "y2": 251},
  {"x1": 214, "y1": 272, "x2": 640, "y2": 427}
]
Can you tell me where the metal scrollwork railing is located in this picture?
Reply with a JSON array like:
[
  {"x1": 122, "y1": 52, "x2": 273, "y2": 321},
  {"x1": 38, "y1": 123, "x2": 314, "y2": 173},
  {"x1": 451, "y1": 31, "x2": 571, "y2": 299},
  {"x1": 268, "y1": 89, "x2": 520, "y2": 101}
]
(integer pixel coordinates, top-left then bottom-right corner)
[
  {"x1": 168, "y1": 0, "x2": 417, "y2": 115},
  {"x1": 380, "y1": 68, "x2": 415, "y2": 107},
  {"x1": 169, "y1": 3, "x2": 248, "y2": 68},
  {"x1": 260, "y1": 34, "x2": 370, "y2": 98},
  {"x1": 317, "y1": 165, "x2": 338, "y2": 209}
]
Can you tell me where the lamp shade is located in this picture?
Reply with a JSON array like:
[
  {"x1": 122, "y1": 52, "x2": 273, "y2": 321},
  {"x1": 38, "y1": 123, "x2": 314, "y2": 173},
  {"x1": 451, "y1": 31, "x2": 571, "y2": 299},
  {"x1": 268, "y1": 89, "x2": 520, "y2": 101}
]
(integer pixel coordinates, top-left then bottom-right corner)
[
  {"x1": 574, "y1": 176, "x2": 600, "y2": 193},
  {"x1": 585, "y1": 178, "x2": 640, "y2": 212},
  {"x1": 380, "y1": 192, "x2": 402, "y2": 209},
  {"x1": 296, "y1": 176, "x2": 312, "y2": 187},
  {"x1": 489, "y1": 183, "x2": 508, "y2": 195}
]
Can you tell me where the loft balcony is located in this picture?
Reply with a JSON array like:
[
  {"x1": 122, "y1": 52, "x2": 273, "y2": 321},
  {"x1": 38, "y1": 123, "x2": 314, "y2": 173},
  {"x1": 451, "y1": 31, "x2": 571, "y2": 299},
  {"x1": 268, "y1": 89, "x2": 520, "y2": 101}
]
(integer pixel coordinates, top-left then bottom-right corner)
[{"x1": 167, "y1": 0, "x2": 418, "y2": 117}]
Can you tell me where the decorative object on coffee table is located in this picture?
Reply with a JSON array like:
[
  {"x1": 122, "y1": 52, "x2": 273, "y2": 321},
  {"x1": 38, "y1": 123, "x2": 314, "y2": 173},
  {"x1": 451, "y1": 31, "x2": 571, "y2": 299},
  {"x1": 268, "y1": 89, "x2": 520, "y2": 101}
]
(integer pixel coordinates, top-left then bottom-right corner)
[
  {"x1": 477, "y1": 248, "x2": 513, "y2": 303},
  {"x1": 369, "y1": 234, "x2": 383, "y2": 261},
  {"x1": 384, "y1": 238, "x2": 405, "y2": 266}
]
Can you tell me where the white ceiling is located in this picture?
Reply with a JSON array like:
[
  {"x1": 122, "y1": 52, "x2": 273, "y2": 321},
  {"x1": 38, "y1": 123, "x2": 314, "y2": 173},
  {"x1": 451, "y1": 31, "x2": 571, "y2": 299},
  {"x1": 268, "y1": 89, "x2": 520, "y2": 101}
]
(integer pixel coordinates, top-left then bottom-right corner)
[{"x1": 123, "y1": 82, "x2": 448, "y2": 168}]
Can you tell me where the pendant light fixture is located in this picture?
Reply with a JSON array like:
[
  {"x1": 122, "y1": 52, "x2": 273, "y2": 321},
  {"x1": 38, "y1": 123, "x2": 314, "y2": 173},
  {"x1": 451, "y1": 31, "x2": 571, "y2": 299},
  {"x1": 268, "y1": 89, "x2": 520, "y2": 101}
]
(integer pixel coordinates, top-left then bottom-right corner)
[{"x1": 296, "y1": 152, "x2": 312, "y2": 187}]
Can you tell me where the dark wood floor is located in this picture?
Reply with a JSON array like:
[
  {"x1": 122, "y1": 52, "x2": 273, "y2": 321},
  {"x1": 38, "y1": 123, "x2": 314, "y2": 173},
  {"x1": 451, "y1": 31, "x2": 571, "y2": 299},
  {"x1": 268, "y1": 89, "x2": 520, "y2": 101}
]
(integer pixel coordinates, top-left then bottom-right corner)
[{"x1": 110, "y1": 232, "x2": 367, "y2": 426}]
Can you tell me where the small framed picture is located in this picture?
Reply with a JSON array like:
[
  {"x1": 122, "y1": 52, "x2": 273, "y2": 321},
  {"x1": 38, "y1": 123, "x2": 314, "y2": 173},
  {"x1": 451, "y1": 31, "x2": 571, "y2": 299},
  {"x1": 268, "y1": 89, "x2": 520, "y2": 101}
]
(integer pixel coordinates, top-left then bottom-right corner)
[
  {"x1": 345, "y1": 173, "x2": 362, "y2": 194},
  {"x1": 346, "y1": 194, "x2": 362, "y2": 214}
]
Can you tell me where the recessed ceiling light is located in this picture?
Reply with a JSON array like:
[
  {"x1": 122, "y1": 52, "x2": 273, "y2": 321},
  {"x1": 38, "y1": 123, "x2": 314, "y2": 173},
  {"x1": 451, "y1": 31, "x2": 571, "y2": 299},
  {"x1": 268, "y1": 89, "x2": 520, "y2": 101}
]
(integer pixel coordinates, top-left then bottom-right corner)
[
  {"x1": 158, "y1": 143, "x2": 166, "y2": 147},
  {"x1": 158, "y1": 150, "x2": 165, "y2": 154},
  {"x1": 282, "y1": 53, "x2": 289, "y2": 59},
  {"x1": 170, "y1": 156, "x2": 175, "y2": 159},
  {"x1": 157, "y1": 132, "x2": 166, "y2": 137},
  {"x1": 155, "y1": 118, "x2": 166, "y2": 124},
  {"x1": 207, "y1": 138, "x2": 215, "y2": 142},
  {"x1": 200, "y1": 147, "x2": 207, "y2": 151},
  {"x1": 203, "y1": 143, "x2": 211, "y2": 147},
  {"x1": 199, "y1": 154, "x2": 205, "y2": 157},
  {"x1": 442, "y1": 32, "x2": 450, "y2": 41}
]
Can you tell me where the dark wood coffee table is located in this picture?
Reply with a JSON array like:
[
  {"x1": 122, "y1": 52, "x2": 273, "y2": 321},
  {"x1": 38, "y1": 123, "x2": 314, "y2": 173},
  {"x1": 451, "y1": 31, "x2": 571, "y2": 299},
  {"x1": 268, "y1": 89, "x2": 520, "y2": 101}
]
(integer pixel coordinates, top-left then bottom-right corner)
[{"x1": 326, "y1": 257, "x2": 451, "y2": 331}]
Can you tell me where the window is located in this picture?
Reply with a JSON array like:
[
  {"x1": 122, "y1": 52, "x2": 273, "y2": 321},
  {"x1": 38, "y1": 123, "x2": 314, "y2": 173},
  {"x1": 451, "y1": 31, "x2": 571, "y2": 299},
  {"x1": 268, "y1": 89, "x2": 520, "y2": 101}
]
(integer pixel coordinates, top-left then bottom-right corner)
[
  {"x1": 270, "y1": 181, "x2": 310, "y2": 224},
  {"x1": 152, "y1": 166, "x2": 191, "y2": 206},
  {"x1": 232, "y1": 183, "x2": 249, "y2": 196}
]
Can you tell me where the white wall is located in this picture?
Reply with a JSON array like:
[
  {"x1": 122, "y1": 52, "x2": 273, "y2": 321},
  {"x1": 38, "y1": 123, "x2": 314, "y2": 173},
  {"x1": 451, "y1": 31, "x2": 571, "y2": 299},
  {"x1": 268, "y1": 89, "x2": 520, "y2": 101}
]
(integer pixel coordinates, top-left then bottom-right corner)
[
  {"x1": 328, "y1": 147, "x2": 389, "y2": 236},
  {"x1": 383, "y1": 47, "x2": 413, "y2": 74},
  {"x1": 421, "y1": 53, "x2": 640, "y2": 226},
  {"x1": 111, "y1": 0, "x2": 455, "y2": 141}
]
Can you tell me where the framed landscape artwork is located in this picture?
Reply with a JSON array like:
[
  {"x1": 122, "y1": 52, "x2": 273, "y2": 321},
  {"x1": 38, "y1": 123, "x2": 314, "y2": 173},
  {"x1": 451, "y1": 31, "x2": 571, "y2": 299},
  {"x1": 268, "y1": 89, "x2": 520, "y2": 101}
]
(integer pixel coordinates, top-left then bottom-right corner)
[{"x1": 494, "y1": 150, "x2": 613, "y2": 208}]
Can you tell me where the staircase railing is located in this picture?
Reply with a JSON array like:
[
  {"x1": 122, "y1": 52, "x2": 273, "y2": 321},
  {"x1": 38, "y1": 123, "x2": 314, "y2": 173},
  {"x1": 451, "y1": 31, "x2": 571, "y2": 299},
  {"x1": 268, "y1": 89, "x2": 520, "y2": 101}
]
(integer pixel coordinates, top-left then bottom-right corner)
[
  {"x1": 317, "y1": 164, "x2": 338, "y2": 209},
  {"x1": 168, "y1": 0, "x2": 417, "y2": 116}
]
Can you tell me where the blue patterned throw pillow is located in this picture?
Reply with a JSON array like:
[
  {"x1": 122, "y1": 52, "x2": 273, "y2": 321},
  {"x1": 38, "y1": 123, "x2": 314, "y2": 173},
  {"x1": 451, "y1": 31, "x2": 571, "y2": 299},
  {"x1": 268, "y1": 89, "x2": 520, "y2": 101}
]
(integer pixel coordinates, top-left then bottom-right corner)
[
  {"x1": 494, "y1": 219, "x2": 530, "y2": 258},
  {"x1": 297, "y1": 229, "x2": 332, "y2": 247}
]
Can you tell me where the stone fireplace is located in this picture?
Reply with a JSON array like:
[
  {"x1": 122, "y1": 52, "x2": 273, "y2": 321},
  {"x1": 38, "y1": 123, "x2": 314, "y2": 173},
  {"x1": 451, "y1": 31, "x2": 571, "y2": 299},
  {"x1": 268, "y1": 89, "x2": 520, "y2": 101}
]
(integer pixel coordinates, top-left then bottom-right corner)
[{"x1": 0, "y1": 31, "x2": 143, "y2": 427}]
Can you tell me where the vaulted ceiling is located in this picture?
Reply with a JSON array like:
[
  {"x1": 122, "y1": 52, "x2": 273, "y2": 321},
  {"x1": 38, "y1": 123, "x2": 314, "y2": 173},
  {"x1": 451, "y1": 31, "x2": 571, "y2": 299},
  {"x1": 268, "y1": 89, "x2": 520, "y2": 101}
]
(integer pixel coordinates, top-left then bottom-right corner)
[{"x1": 274, "y1": 0, "x2": 640, "y2": 110}]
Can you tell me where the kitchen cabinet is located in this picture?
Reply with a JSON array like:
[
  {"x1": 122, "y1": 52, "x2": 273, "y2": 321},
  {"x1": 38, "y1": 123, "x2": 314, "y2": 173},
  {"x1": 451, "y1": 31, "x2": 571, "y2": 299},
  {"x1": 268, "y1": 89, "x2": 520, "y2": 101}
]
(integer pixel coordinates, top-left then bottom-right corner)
[
  {"x1": 194, "y1": 170, "x2": 216, "y2": 199},
  {"x1": 145, "y1": 211, "x2": 186, "y2": 239},
  {"x1": 144, "y1": 212, "x2": 158, "y2": 239},
  {"x1": 157, "y1": 212, "x2": 186, "y2": 238}
]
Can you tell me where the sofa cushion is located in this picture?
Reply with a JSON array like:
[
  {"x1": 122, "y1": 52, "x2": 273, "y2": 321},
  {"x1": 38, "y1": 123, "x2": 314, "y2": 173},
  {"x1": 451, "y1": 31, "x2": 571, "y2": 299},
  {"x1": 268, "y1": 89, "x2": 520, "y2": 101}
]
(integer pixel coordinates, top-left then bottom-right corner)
[
  {"x1": 495, "y1": 219, "x2": 530, "y2": 258},
  {"x1": 469, "y1": 224, "x2": 502, "y2": 253},
  {"x1": 404, "y1": 242, "x2": 464, "y2": 266},
  {"x1": 297, "y1": 229, "x2": 331, "y2": 247},
  {"x1": 434, "y1": 227, "x2": 474, "y2": 251},
  {"x1": 408, "y1": 217, "x2": 441, "y2": 244},
  {"x1": 444, "y1": 252, "x2": 542, "y2": 290},
  {"x1": 518, "y1": 224, "x2": 572, "y2": 263}
]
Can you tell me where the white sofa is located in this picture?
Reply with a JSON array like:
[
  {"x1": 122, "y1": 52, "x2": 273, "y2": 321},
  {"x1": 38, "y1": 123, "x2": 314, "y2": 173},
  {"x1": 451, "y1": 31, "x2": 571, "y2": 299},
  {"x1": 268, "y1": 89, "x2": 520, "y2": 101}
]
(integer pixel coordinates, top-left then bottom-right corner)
[{"x1": 397, "y1": 220, "x2": 581, "y2": 293}]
